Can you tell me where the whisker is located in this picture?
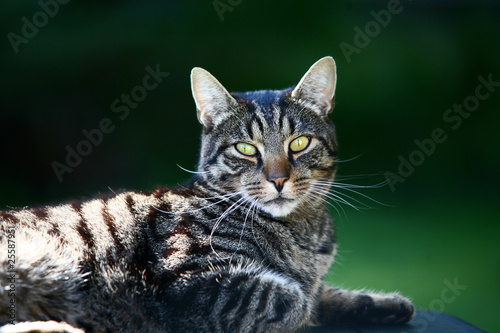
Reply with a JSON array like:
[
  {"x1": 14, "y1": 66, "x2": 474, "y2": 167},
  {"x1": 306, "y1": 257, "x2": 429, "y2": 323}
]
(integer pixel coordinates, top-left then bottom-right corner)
[
  {"x1": 249, "y1": 198, "x2": 266, "y2": 257},
  {"x1": 313, "y1": 178, "x2": 391, "y2": 208},
  {"x1": 312, "y1": 186, "x2": 364, "y2": 211},
  {"x1": 333, "y1": 179, "x2": 390, "y2": 189},
  {"x1": 315, "y1": 178, "x2": 388, "y2": 189},
  {"x1": 333, "y1": 173, "x2": 391, "y2": 183},
  {"x1": 334, "y1": 155, "x2": 362, "y2": 163},
  {"x1": 304, "y1": 191, "x2": 348, "y2": 220},
  {"x1": 230, "y1": 198, "x2": 258, "y2": 262},
  {"x1": 318, "y1": 186, "x2": 376, "y2": 210},
  {"x1": 209, "y1": 196, "x2": 250, "y2": 259},
  {"x1": 176, "y1": 164, "x2": 211, "y2": 175},
  {"x1": 153, "y1": 191, "x2": 245, "y2": 215},
  {"x1": 320, "y1": 183, "x2": 389, "y2": 208}
]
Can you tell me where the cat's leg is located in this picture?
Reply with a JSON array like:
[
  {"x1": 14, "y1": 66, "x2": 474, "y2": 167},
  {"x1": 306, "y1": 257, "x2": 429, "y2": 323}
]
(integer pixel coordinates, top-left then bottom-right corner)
[
  {"x1": 165, "y1": 266, "x2": 313, "y2": 333},
  {"x1": 311, "y1": 284, "x2": 414, "y2": 326}
]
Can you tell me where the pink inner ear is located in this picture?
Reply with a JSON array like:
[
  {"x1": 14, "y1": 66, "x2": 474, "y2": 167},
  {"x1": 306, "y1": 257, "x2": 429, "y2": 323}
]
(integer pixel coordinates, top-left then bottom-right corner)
[
  {"x1": 197, "y1": 108, "x2": 211, "y2": 126},
  {"x1": 321, "y1": 99, "x2": 333, "y2": 115}
]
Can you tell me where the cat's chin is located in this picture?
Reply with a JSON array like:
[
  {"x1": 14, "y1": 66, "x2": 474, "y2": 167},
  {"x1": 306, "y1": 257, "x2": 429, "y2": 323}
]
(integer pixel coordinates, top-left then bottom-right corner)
[{"x1": 259, "y1": 198, "x2": 299, "y2": 218}]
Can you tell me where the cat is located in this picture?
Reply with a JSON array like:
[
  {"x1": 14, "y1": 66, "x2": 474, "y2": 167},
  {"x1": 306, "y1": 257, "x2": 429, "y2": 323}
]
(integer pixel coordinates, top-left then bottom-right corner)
[{"x1": 0, "y1": 56, "x2": 414, "y2": 333}]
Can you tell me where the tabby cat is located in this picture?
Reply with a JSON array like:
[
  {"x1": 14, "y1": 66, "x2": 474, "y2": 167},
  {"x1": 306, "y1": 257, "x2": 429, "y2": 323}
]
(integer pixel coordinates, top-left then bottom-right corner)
[{"x1": 0, "y1": 57, "x2": 414, "y2": 333}]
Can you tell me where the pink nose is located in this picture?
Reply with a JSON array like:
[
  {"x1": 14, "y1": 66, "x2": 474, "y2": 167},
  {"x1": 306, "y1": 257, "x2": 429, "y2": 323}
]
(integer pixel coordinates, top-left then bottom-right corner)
[{"x1": 268, "y1": 176, "x2": 289, "y2": 192}]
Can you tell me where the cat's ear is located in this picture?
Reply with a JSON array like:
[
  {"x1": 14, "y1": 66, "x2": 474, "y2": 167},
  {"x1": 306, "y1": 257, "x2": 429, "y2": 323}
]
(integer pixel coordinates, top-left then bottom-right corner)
[
  {"x1": 191, "y1": 67, "x2": 238, "y2": 128},
  {"x1": 291, "y1": 56, "x2": 337, "y2": 116}
]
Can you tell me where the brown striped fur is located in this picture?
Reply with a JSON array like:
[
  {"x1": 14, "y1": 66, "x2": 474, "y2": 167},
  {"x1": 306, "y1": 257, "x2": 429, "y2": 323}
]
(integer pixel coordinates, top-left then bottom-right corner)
[{"x1": 0, "y1": 57, "x2": 413, "y2": 332}]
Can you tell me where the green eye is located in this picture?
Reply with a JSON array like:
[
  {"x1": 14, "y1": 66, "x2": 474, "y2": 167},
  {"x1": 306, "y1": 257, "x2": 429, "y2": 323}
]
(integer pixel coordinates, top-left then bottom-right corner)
[
  {"x1": 289, "y1": 136, "x2": 310, "y2": 153},
  {"x1": 235, "y1": 142, "x2": 258, "y2": 156}
]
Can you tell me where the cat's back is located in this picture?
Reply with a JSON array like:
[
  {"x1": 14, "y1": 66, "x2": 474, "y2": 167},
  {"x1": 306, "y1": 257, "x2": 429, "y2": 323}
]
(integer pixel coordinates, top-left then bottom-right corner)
[
  {"x1": 0, "y1": 190, "x2": 151, "y2": 252},
  {"x1": 0, "y1": 183, "x2": 218, "y2": 327},
  {"x1": 0, "y1": 184, "x2": 214, "y2": 260}
]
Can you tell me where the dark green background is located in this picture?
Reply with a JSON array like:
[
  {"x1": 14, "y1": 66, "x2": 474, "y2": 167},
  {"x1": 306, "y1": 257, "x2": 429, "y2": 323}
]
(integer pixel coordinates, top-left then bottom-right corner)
[{"x1": 1, "y1": 1, "x2": 499, "y2": 331}]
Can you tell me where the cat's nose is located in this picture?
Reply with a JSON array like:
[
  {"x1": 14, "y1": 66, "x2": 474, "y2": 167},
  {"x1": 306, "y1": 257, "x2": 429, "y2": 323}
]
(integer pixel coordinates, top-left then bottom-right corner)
[
  {"x1": 266, "y1": 157, "x2": 289, "y2": 192},
  {"x1": 268, "y1": 176, "x2": 289, "y2": 193}
]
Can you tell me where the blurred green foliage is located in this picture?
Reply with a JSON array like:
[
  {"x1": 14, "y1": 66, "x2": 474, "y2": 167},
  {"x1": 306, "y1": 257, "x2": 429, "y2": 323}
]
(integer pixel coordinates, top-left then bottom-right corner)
[{"x1": 1, "y1": 1, "x2": 499, "y2": 331}]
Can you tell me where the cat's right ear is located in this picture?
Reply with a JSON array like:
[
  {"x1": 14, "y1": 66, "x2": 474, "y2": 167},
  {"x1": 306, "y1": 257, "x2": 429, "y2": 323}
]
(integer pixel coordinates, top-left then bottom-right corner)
[{"x1": 191, "y1": 67, "x2": 238, "y2": 128}]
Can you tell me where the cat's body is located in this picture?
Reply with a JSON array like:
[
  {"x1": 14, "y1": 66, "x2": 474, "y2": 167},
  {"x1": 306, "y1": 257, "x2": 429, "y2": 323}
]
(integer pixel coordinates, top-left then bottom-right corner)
[{"x1": 0, "y1": 57, "x2": 414, "y2": 332}]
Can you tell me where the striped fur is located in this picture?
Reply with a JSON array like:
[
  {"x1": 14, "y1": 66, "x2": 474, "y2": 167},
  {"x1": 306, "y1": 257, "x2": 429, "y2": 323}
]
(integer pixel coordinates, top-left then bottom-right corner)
[{"x1": 0, "y1": 57, "x2": 413, "y2": 332}]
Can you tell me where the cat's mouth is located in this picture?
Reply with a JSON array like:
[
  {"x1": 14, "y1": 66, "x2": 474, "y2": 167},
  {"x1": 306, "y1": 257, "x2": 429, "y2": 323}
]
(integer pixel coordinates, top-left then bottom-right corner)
[
  {"x1": 265, "y1": 197, "x2": 293, "y2": 204},
  {"x1": 260, "y1": 196, "x2": 298, "y2": 217}
]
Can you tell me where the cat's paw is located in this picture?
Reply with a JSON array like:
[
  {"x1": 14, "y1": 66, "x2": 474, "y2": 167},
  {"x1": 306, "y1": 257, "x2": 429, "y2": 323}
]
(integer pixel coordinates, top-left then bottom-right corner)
[
  {"x1": 364, "y1": 293, "x2": 415, "y2": 325},
  {"x1": 313, "y1": 287, "x2": 415, "y2": 326}
]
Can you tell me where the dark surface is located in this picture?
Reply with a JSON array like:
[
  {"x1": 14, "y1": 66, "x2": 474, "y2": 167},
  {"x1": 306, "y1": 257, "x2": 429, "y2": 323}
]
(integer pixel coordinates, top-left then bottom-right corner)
[{"x1": 310, "y1": 311, "x2": 487, "y2": 333}]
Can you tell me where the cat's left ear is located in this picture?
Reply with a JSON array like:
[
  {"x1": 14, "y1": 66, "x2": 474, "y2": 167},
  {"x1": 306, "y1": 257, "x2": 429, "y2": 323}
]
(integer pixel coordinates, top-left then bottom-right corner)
[
  {"x1": 191, "y1": 67, "x2": 238, "y2": 128},
  {"x1": 291, "y1": 56, "x2": 337, "y2": 116}
]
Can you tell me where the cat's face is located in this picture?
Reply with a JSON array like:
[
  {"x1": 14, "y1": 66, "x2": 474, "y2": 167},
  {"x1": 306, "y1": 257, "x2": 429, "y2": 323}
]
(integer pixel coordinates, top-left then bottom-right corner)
[{"x1": 191, "y1": 57, "x2": 338, "y2": 217}]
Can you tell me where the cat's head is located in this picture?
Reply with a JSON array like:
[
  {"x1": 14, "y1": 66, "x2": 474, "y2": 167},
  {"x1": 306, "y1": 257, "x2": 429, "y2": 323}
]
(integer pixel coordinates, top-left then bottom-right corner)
[{"x1": 191, "y1": 57, "x2": 338, "y2": 218}]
